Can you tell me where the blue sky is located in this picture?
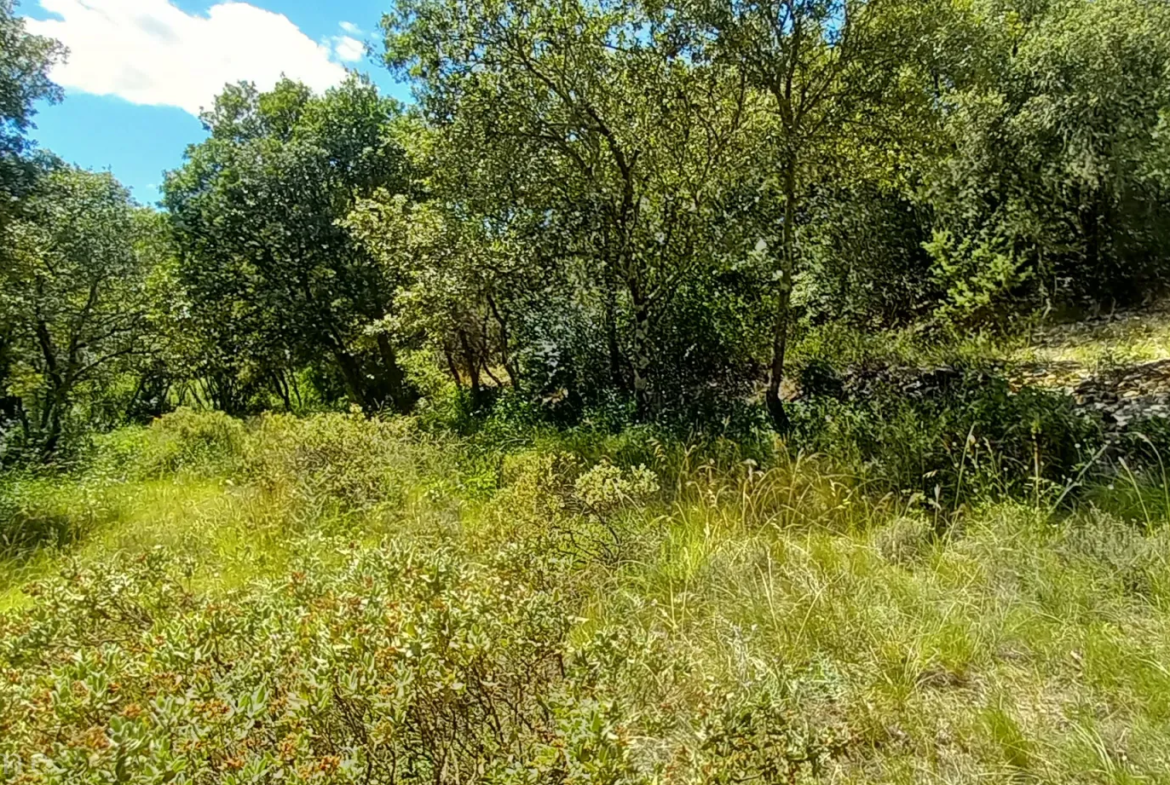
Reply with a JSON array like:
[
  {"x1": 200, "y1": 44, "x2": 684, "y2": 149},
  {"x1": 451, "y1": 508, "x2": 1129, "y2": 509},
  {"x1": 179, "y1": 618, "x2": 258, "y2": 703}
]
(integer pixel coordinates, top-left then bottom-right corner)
[{"x1": 19, "y1": 0, "x2": 412, "y2": 206}]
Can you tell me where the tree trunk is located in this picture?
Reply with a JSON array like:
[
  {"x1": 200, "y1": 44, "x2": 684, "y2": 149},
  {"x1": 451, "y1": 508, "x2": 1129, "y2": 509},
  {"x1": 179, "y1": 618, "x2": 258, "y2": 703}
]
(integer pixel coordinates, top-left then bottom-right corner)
[
  {"x1": 443, "y1": 346, "x2": 462, "y2": 388},
  {"x1": 481, "y1": 359, "x2": 504, "y2": 387},
  {"x1": 290, "y1": 371, "x2": 303, "y2": 409},
  {"x1": 39, "y1": 386, "x2": 67, "y2": 461},
  {"x1": 17, "y1": 400, "x2": 29, "y2": 443},
  {"x1": 630, "y1": 288, "x2": 652, "y2": 418},
  {"x1": 124, "y1": 374, "x2": 146, "y2": 421},
  {"x1": 604, "y1": 285, "x2": 628, "y2": 394},
  {"x1": 375, "y1": 333, "x2": 412, "y2": 413},
  {"x1": 765, "y1": 161, "x2": 798, "y2": 434},
  {"x1": 271, "y1": 370, "x2": 292, "y2": 410},
  {"x1": 457, "y1": 329, "x2": 484, "y2": 409},
  {"x1": 487, "y1": 293, "x2": 521, "y2": 392},
  {"x1": 33, "y1": 316, "x2": 69, "y2": 458},
  {"x1": 332, "y1": 348, "x2": 369, "y2": 411}
]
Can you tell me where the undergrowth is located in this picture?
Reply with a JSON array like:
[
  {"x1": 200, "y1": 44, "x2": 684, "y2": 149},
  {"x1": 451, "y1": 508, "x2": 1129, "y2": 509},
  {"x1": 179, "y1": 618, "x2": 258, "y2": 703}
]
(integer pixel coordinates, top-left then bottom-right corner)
[{"x1": 2, "y1": 406, "x2": 1170, "y2": 782}]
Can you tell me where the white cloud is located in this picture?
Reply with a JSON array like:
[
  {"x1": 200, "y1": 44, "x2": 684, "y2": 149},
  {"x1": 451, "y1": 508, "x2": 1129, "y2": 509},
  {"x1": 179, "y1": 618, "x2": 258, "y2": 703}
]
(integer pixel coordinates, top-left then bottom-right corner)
[
  {"x1": 26, "y1": 0, "x2": 353, "y2": 116},
  {"x1": 339, "y1": 20, "x2": 360, "y2": 35},
  {"x1": 331, "y1": 35, "x2": 365, "y2": 63}
]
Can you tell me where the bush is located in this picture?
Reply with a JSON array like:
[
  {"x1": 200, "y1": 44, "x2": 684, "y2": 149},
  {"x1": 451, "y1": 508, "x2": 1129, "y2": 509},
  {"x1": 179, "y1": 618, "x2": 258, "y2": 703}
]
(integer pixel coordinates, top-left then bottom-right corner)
[
  {"x1": 567, "y1": 617, "x2": 854, "y2": 782},
  {"x1": 1120, "y1": 416, "x2": 1170, "y2": 475},
  {"x1": 493, "y1": 450, "x2": 662, "y2": 564},
  {"x1": 125, "y1": 407, "x2": 246, "y2": 478},
  {"x1": 0, "y1": 544, "x2": 608, "y2": 785},
  {"x1": 0, "y1": 474, "x2": 98, "y2": 555},
  {"x1": 797, "y1": 359, "x2": 844, "y2": 400},
  {"x1": 792, "y1": 368, "x2": 1104, "y2": 506},
  {"x1": 872, "y1": 515, "x2": 935, "y2": 566},
  {"x1": 1058, "y1": 509, "x2": 1170, "y2": 600},
  {"x1": 801, "y1": 184, "x2": 937, "y2": 328},
  {"x1": 243, "y1": 411, "x2": 425, "y2": 515}
]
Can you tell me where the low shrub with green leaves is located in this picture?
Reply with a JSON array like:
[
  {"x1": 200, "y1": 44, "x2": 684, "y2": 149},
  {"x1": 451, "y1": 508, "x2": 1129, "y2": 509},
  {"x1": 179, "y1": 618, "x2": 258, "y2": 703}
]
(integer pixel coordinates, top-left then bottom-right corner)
[
  {"x1": 0, "y1": 533, "x2": 835, "y2": 784},
  {"x1": 108, "y1": 408, "x2": 247, "y2": 479},
  {"x1": 493, "y1": 451, "x2": 663, "y2": 564},
  {"x1": 0, "y1": 473, "x2": 106, "y2": 555},
  {"x1": 241, "y1": 411, "x2": 427, "y2": 514},
  {"x1": 0, "y1": 544, "x2": 601, "y2": 784},
  {"x1": 792, "y1": 368, "x2": 1104, "y2": 506}
]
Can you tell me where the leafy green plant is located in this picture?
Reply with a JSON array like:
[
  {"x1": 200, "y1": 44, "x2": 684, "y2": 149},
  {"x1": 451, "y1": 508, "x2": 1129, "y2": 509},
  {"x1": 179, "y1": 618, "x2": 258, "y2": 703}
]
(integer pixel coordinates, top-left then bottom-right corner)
[
  {"x1": 791, "y1": 368, "x2": 1104, "y2": 507},
  {"x1": 493, "y1": 451, "x2": 662, "y2": 564},
  {"x1": 797, "y1": 359, "x2": 845, "y2": 401},
  {"x1": 1059, "y1": 509, "x2": 1170, "y2": 600},
  {"x1": 0, "y1": 544, "x2": 586, "y2": 784},
  {"x1": 243, "y1": 411, "x2": 422, "y2": 515},
  {"x1": 127, "y1": 407, "x2": 246, "y2": 478},
  {"x1": 0, "y1": 473, "x2": 100, "y2": 555}
]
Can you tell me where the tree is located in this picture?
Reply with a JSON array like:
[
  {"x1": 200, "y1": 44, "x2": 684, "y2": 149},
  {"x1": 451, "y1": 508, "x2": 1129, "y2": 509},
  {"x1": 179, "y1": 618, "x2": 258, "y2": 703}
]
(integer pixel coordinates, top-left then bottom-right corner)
[
  {"x1": 345, "y1": 191, "x2": 518, "y2": 408},
  {"x1": 676, "y1": 0, "x2": 941, "y2": 429},
  {"x1": 383, "y1": 0, "x2": 761, "y2": 416},
  {"x1": 925, "y1": 0, "x2": 1170, "y2": 317},
  {"x1": 164, "y1": 77, "x2": 417, "y2": 414},
  {"x1": 0, "y1": 0, "x2": 63, "y2": 207},
  {"x1": 0, "y1": 0, "x2": 64, "y2": 441},
  {"x1": 0, "y1": 167, "x2": 152, "y2": 458},
  {"x1": 799, "y1": 183, "x2": 937, "y2": 328}
]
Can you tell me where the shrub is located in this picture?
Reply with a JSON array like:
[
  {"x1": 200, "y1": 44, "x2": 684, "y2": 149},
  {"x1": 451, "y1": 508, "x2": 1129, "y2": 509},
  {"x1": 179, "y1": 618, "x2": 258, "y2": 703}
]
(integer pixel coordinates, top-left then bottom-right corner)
[
  {"x1": 693, "y1": 687, "x2": 851, "y2": 784},
  {"x1": 243, "y1": 411, "x2": 420, "y2": 514},
  {"x1": 494, "y1": 451, "x2": 662, "y2": 563},
  {"x1": 0, "y1": 474, "x2": 98, "y2": 555},
  {"x1": 792, "y1": 368, "x2": 1104, "y2": 507},
  {"x1": 872, "y1": 515, "x2": 935, "y2": 566},
  {"x1": 1058, "y1": 509, "x2": 1170, "y2": 600},
  {"x1": 1121, "y1": 416, "x2": 1170, "y2": 476},
  {"x1": 567, "y1": 618, "x2": 854, "y2": 783},
  {"x1": 127, "y1": 407, "x2": 246, "y2": 478},
  {"x1": 574, "y1": 460, "x2": 660, "y2": 515},
  {"x1": 797, "y1": 358, "x2": 844, "y2": 400},
  {"x1": 0, "y1": 544, "x2": 595, "y2": 784}
]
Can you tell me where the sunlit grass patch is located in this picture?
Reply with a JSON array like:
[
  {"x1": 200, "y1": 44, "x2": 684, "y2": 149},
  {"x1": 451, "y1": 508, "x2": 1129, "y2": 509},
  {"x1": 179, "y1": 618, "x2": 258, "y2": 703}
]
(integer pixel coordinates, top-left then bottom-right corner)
[
  {"x1": 4, "y1": 412, "x2": 1170, "y2": 781},
  {"x1": 577, "y1": 486, "x2": 1170, "y2": 780},
  {"x1": 1019, "y1": 307, "x2": 1170, "y2": 369}
]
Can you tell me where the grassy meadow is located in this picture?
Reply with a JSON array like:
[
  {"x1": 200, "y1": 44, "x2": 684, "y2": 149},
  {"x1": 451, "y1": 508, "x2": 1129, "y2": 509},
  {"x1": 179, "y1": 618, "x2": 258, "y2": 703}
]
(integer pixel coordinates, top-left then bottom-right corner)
[{"x1": 3, "y1": 370, "x2": 1170, "y2": 783}]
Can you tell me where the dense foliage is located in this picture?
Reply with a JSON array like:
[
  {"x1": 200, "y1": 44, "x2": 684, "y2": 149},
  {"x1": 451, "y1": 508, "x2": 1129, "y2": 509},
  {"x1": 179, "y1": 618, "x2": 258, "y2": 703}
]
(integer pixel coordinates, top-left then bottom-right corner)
[
  {"x1": 4, "y1": 410, "x2": 1170, "y2": 782},
  {"x1": 7, "y1": 1, "x2": 1170, "y2": 777},
  {"x1": 163, "y1": 79, "x2": 417, "y2": 416},
  {"x1": 4, "y1": 0, "x2": 1170, "y2": 448}
]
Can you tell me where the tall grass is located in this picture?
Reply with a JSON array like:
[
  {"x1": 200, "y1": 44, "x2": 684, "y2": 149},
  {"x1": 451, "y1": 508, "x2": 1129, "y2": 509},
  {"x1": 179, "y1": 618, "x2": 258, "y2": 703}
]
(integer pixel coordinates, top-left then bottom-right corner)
[{"x1": 2, "y1": 409, "x2": 1170, "y2": 782}]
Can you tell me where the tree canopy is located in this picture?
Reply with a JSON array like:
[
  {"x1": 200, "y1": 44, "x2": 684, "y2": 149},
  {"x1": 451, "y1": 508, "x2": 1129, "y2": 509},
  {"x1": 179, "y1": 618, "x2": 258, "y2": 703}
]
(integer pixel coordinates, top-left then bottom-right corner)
[
  {"x1": 7, "y1": 0, "x2": 1170, "y2": 458},
  {"x1": 163, "y1": 77, "x2": 416, "y2": 415}
]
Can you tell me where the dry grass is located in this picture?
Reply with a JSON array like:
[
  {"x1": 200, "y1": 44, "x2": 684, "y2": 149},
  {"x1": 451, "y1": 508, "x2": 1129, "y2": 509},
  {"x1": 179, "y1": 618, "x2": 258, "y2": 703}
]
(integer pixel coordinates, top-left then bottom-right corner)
[{"x1": 579, "y1": 457, "x2": 1170, "y2": 782}]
